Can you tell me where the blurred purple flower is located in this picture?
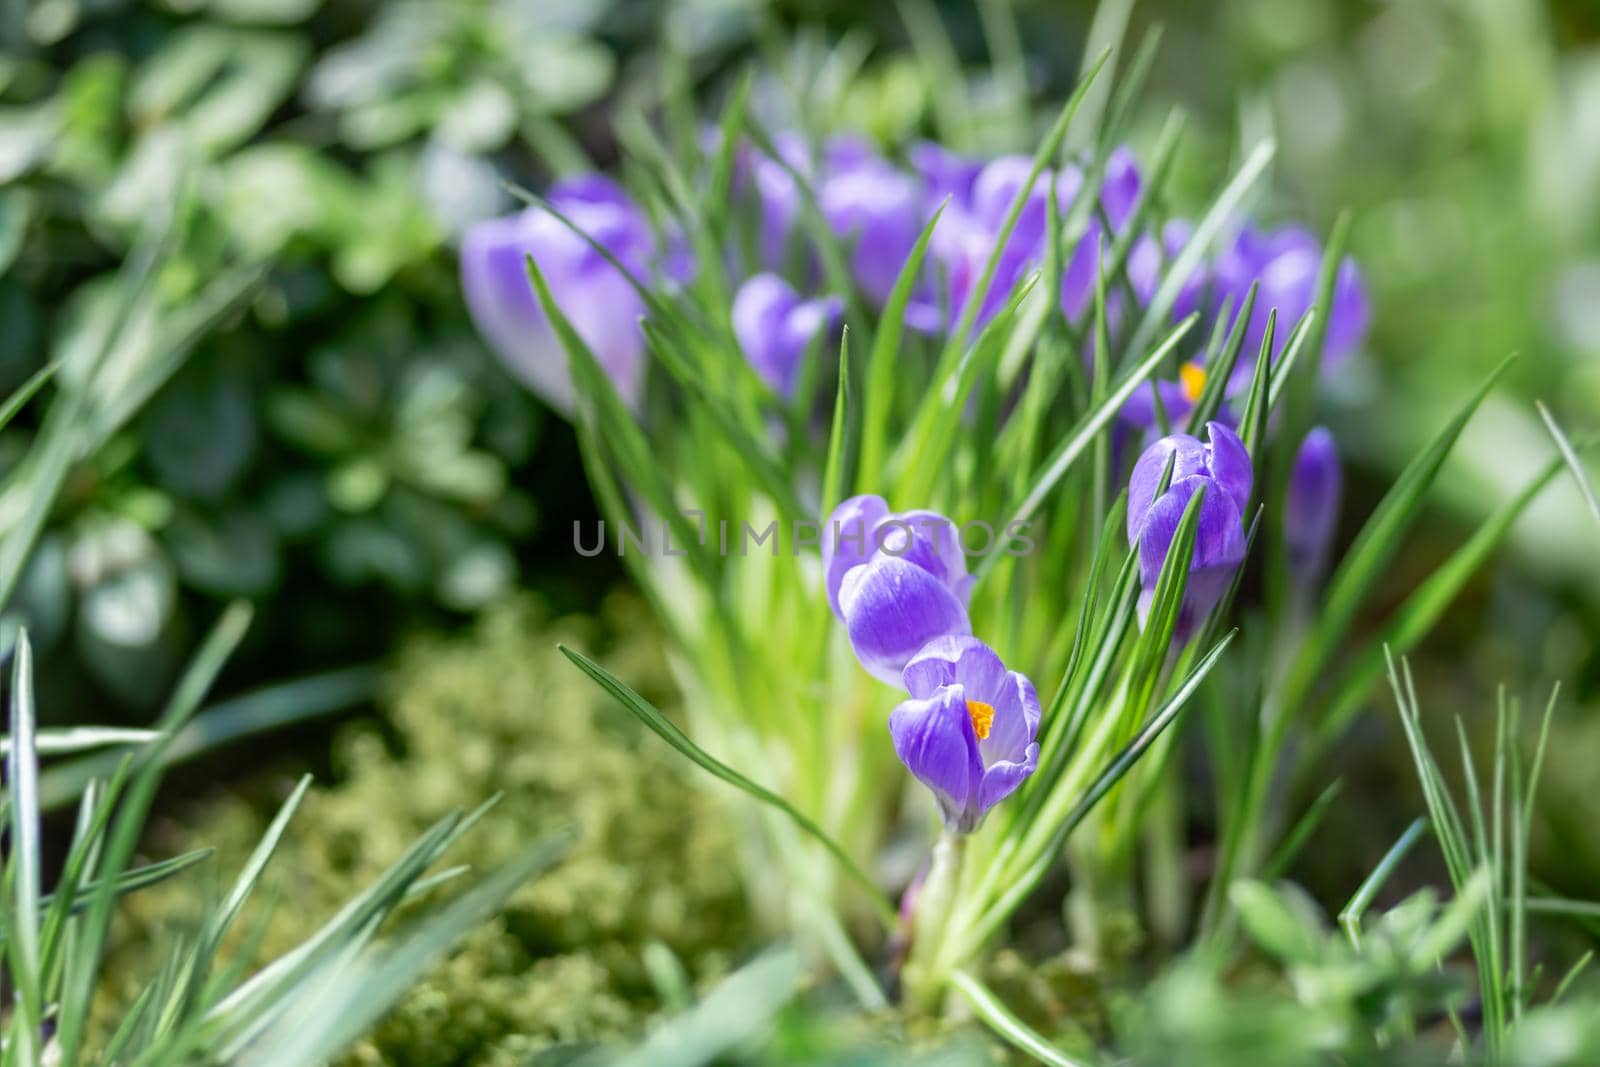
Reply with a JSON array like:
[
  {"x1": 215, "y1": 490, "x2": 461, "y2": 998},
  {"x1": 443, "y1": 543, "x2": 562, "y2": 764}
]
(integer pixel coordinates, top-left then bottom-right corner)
[
  {"x1": 1127, "y1": 421, "x2": 1253, "y2": 642},
  {"x1": 1213, "y1": 225, "x2": 1371, "y2": 386},
  {"x1": 890, "y1": 636, "x2": 1040, "y2": 832},
  {"x1": 824, "y1": 495, "x2": 974, "y2": 685},
  {"x1": 460, "y1": 175, "x2": 655, "y2": 413},
  {"x1": 731, "y1": 273, "x2": 842, "y2": 398},
  {"x1": 1285, "y1": 426, "x2": 1342, "y2": 580},
  {"x1": 820, "y1": 156, "x2": 925, "y2": 306}
]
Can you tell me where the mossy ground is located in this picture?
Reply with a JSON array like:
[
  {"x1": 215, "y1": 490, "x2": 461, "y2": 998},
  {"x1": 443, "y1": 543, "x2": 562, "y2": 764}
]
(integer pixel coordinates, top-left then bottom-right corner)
[{"x1": 103, "y1": 594, "x2": 750, "y2": 1066}]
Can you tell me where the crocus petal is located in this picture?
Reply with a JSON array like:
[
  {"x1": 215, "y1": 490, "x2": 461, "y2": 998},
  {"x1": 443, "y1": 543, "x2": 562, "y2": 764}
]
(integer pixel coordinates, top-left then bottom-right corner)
[
  {"x1": 1134, "y1": 476, "x2": 1246, "y2": 637},
  {"x1": 1286, "y1": 426, "x2": 1342, "y2": 577},
  {"x1": 1101, "y1": 145, "x2": 1143, "y2": 229},
  {"x1": 1127, "y1": 434, "x2": 1210, "y2": 542},
  {"x1": 888, "y1": 509, "x2": 968, "y2": 592},
  {"x1": 982, "y1": 671, "x2": 1040, "y2": 765},
  {"x1": 1204, "y1": 421, "x2": 1254, "y2": 515},
  {"x1": 461, "y1": 213, "x2": 575, "y2": 413},
  {"x1": 732, "y1": 274, "x2": 837, "y2": 398},
  {"x1": 889, "y1": 686, "x2": 983, "y2": 824},
  {"x1": 902, "y1": 634, "x2": 1006, "y2": 700},
  {"x1": 976, "y1": 743, "x2": 1040, "y2": 822},
  {"x1": 821, "y1": 163, "x2": 923, "y2": 305},
  {"x1": 839, "y1": 557, "x2": 972, "y2": 685},
  {"x1": 823, "y1": 494, "x2": 891, "y2": 619}
]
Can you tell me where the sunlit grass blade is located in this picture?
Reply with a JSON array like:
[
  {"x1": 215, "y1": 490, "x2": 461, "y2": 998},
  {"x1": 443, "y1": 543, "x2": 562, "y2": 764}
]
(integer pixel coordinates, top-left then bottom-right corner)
[
  {"x1": 559, "y1": 644, "x2": 897, "y2": 928},
  {"x1": 820, "y1": 328, "x2": 852, "y2": 514},
  {"x1": 1283, "y1": 356, "x2": 1515, "y2": 713},
  {"x1": 38, "y1": 847, "x2": 215, "y2": 919},
  {"x1": 236, "y1": 832, "x2": 575, "y2": 1067},
  {"x1": 1122, "y1": 140, "x2": 1274, "y2": 367},
  {"x1": 858, "y1": 202, "x2": 945, "y2": 481},
  {"x1": 951, "y1": 969, "x2": 1093, "y2": 1067},
  {"x1": 1338, "y1": 817, "x2": 1426, "y2": 950},
  {"x1": 0, "y1": 358, "x2": 59, "y2": 436},
  {"x1": 0, "y1": 726, "x2": 161, "y2": 756},
  {"x1": 55, "y1": 601, "x2": 254, "y2": 1065},
  {"x1": 1312, "y1": 448, "x2": 1583, "y2": 753},
  {"x1": 7, "y1": 630, "x2": 43, "y2": 1058},
  {"x1": 1538, "y1": 400, "x2": 1599, "y2": 528}
]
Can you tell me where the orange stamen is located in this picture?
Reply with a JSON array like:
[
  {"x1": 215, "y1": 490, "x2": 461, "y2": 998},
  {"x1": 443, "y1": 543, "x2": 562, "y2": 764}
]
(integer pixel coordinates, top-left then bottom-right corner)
[{"x1": 967, "y1": 700, "x2": 995, "y2": 741}]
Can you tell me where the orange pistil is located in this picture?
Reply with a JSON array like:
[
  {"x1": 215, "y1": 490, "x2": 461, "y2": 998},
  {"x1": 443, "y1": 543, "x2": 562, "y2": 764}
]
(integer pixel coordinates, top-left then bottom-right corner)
[
  {"x1": 1180, "y1": 361, "x2": 1208, "y2": 404},
  {"x1": 966, "y1": 700, "x2": 995, "y2": 740}
]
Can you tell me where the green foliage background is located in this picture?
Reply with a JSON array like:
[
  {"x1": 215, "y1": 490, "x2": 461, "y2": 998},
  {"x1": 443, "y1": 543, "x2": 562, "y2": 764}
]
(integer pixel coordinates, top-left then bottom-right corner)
[{"x1": 106, "y1": 595, "x2": 749, "y2": 1065}]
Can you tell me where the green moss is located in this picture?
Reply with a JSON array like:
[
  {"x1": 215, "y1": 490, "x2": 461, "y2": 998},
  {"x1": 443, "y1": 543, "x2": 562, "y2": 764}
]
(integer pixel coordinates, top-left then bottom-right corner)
[{"x1": 110, "y1": 594, "x2": 749, "y2": 1066}]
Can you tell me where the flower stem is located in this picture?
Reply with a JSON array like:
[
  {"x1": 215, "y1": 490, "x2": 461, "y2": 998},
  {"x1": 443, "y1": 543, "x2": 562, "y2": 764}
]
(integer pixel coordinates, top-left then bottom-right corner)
[{"x1": 902, "y1": 829, "x2": 966, "y2": 1014}]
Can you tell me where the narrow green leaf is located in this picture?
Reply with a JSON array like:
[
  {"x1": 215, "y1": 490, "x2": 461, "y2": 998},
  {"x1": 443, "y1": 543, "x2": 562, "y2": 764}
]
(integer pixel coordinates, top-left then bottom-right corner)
[
  {"x1": 236, "y1": 833, "x2": 574, "y2": 1067},
  {"x1": 1122, "y1": 140, "x2": 1274, "y2": 367},
  {"x1": 978, "y1": 314, "x2": 1197, "y2": 583},
  {"x1": 1285, "y1": 357, "x2": 1516, "y2": 713},
  {"x1": 7, "y1": 630, "x2": 43, "y2": 1052},
  {"x1": 0, "y1": 726, "x2": 161, "y2": 756},
  {"x1": 858, "y1": 202, "x2": 946, "y2": 481},
  {"x1": 559, "y1": 644, "x2": 897, "y2": 929},
  {"x1": 820, "y1": 328, "x2": 852, "y2": 513},
  {"x1": 1338, "y1": 818, "x2": 1426, "y2": 950},
  {"x1": 950, "y1": 970, "x2": 1094, "y2": 1067},
  {"x1": 1537, "y1": 401, "x2": 1599, "y2": 528}
]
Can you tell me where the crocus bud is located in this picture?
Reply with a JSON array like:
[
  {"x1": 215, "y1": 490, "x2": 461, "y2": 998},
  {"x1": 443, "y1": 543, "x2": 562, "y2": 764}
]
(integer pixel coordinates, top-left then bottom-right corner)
[
  {"x1": 731, "y1": 274, "x2": 842, "y2": 399},
  {"x1": 1285, "y1": 427, "x2": 1342, "y2": 581},
  {"x1": 1126, "y1": 422, "x2": 1253, "y2": 643},
  {"x1": 823, "y1": 495, "x2": 974, "y2": 685},
  {"x1": 889, "y1": 636, "x2": 1041, "y2": 832},
  {"x1": 460, "y1": 176, "x2": 656, "y2": 414}
]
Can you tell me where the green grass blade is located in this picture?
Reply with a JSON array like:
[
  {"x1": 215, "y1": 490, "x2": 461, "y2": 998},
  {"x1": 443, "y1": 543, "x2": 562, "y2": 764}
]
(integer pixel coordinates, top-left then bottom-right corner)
[
  {"x1": 1122, "y1": 140, "x2": 1274, "y2": 367},
  {"x1": 1338, "y1": 817, "x2": 1426, "y2": 950},
  {"x1": 7, "y1": 630, "x2": 43, "y2": 1055},
  {"x1": 0, "y1": 726, "x2": 161, "y2": 756},
  {"x1": 236, "y1": 832, "x2": 575, "y2": 1067},
  {"x1": 1284, "y1": 356, "x2": 1516, "y2": 713},
  {"x1": 820, "y1": 328, "x2": 853, "y2": 513},
  {"x1": 977, "y1": 314, "x2": 1197, "y2": 584},
  {"x1": 1537, "y1": 401, "x2": 1599, "y2": 528},
  {"x1": 950, "y1": 970, "x2": 1094, "y2": 1067},
  {"x1": 55, "y1": 601, "x2": 253, "y2": 1066},
  {"x1": 559, "y1": 644, "x2": 897, "y2": 928},
  {"x1": 858, "y1": 202, "x2": 946, "y2": 481}
]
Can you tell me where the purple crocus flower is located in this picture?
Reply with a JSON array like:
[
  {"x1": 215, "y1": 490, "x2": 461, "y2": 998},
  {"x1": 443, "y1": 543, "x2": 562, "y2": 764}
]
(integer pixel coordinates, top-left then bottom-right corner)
[
  {"x1": 461, "y1": 175, "x2": 655, "y2": 413},
  {"x1": 889, "y1": 636, "x2": 1041, "y2": 832},
  {"x1": 820, "y1": 156, "x2": 925, "y2": 306},
  {"x1": 731, "y1": 274, "x2": 842, "y2": 399},
  {"x1": 1213, "y1": 225, "x2": 1371, "y2": 386},
  {"x1": 1285, "y1": 426, "x2": 1342, "y2": 580},
  {"x1": 1126, "y1": 421, "x2": 1253, "y2": 642},
  {"x1": 824, "y1": 495, "x2": 974, "y2": 685}
]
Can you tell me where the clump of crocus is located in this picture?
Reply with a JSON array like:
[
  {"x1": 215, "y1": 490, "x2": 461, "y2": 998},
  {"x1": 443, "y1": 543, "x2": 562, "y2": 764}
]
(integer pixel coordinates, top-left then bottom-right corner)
[
  {"x1": 889, "y1": 636, "x2": 1041, "y2": 832},
  {"x1": 1284, "y1": 427, "x2": 1342, "y2": 581},
  {"x1": 731, "y1": 274, "x2": 842, "y2": 399},
  {"x1": 823, "y1": 495, "x2": 973, "y2": 685},
  {"x1": 1127, "y1": 421, "x2": 1253, "y2": 642},
  {"x1": 460, "y1": 176, "x2": 660, "y2": 413}
]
